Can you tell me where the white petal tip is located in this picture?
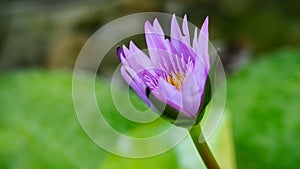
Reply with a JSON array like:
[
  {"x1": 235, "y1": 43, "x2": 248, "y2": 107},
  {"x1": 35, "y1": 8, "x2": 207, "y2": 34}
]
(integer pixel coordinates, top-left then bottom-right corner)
[
  {"x1": 202, "y1": 16, "x2": 209, "y2": 31},
  {"x1": 183, "y1": 14, "x2": 187, "y2": 20},
  {"x1": 144, "y1": 20, "x2": 153, "y2": 32}
]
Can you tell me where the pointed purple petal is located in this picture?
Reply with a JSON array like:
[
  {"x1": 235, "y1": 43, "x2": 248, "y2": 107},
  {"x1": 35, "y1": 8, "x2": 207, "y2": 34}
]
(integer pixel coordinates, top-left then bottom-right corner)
[
  {"x1": 170, "y1": 39, "x2": 197, "y2": 65},
  {"x1": 145, "y1": 20, "x2": 173, "y2": 71},
  {"x1": 171, "y1": 14, "x2": 182, "y2": 43},
  {"x1": 197, "y1": 16, "x2": 210, "y2": 69},
  {"x1": 122, "y1": 65, "x2": 145, "y2": 89},
  {"x1": 192, "y1": 27, "x2": 198, "y2": 53},
  {"x1": 170, "y1": 15, "x2": 197, "y2": 64},
  {"x1": 121, "y1": 66, "x2": 152, "y2": 107},
  {"x1": 193, "y1": 56, "x2": 209, "y2": 87},
  {"x1": 182, "y1": 72, "x2": 203, "y2": 118},
  {"x1": 152, "y1": 18, "x2": 165, "y2": 36},
  {"x1": 182, "y1": 14, "x2": 190, "y2": 46},
  {"x1": 129, "y1": 41, "x2": 155, "y2": 72},
  {"x1": 121, "y1": 42, "x2": 156, "y2": 76},
  {"x1": 145, "y1": 20, "x2": 166, "y2": 50},
  {"x1": 151, "y1": 77, "x2": 183, "y2": 112},
  {"x1": 199, "y1": 16, "x2": 209, "y2": 39}
]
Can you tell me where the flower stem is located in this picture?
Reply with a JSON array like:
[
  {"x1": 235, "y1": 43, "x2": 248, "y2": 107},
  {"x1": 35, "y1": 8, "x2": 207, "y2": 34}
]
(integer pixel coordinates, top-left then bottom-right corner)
[{"x1": 190, "y1": 125, "x2": 220, "y2": 169}]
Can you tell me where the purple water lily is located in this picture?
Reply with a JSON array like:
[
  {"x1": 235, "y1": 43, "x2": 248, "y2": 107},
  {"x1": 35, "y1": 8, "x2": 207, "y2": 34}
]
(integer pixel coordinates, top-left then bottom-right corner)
[{"x1": 117, "y1": 14, "x2": 210, "y2": 120}]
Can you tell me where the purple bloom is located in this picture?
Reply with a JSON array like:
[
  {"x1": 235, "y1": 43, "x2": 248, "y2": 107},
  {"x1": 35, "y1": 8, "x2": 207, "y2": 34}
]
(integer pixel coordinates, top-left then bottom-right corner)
[{"x1": 117, "y1": 14, "x2": 210, "y2": 120}]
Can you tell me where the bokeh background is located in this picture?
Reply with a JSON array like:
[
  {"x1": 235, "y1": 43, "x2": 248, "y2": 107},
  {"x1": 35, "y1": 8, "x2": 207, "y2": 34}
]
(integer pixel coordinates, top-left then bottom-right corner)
[{"x1": 0, "y1": 0, "x2": 299, "y2": 168}]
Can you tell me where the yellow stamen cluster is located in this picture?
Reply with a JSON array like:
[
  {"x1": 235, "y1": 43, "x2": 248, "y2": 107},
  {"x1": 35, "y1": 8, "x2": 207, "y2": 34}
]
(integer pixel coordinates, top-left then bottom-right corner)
[{"x1": 166, "y1": 72, "x2": 186, "y2": 91}]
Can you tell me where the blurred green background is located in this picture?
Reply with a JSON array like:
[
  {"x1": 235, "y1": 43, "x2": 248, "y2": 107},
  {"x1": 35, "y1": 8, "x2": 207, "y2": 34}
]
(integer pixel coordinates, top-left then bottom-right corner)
[{"x1": 0, "y1": 0, "x2": 300, "y2": 168}]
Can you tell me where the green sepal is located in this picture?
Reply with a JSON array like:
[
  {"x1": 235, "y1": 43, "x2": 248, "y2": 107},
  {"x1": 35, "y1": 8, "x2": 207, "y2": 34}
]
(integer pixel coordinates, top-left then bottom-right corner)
[{"x1": 195, "y1": 76, "x2": 211, "y2": 125}]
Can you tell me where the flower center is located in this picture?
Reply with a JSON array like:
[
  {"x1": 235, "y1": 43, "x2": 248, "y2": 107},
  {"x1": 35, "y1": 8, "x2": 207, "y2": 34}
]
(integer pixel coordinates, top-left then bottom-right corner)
[
  {"x1": 166, "y1": 72, "x2": 186, "y2": 91},
  {"x1": 144, "y1": 55, "x2": 194, "y2": 92}
]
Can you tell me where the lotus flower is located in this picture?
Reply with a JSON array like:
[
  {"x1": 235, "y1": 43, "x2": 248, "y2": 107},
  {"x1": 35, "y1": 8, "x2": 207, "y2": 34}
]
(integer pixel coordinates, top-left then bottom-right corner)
[{"x1": 117, "y1": 14, "x2": 210, "y2": 123}]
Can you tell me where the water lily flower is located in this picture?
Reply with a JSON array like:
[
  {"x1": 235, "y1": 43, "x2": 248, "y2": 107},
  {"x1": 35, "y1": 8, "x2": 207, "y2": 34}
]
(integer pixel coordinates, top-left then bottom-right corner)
[
  {"x1": 117, "y1": 14, "x2": 210, "y2": 123},
  {"x1": 116, "y1": 14, "x2": 221, "y2": 168}
]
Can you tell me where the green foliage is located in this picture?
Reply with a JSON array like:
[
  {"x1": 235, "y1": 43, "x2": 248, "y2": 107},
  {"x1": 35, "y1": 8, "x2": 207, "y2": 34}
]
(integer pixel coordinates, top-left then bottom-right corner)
[
  {"x1": 0, "y1": 70, "x2": 179, "y2": 169},
  {"x1": 227, "y1": 48, "x2": 300, "y2": 169},
  {"x1": 99, "y1": 150, "x2": 179, "y2": 169},
  {"x1": 0, "y1": 71, "x2": 105, "y2": 169},
  {"x1": 1, "y1": 48, "x2": 299, "y2": 169}
]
